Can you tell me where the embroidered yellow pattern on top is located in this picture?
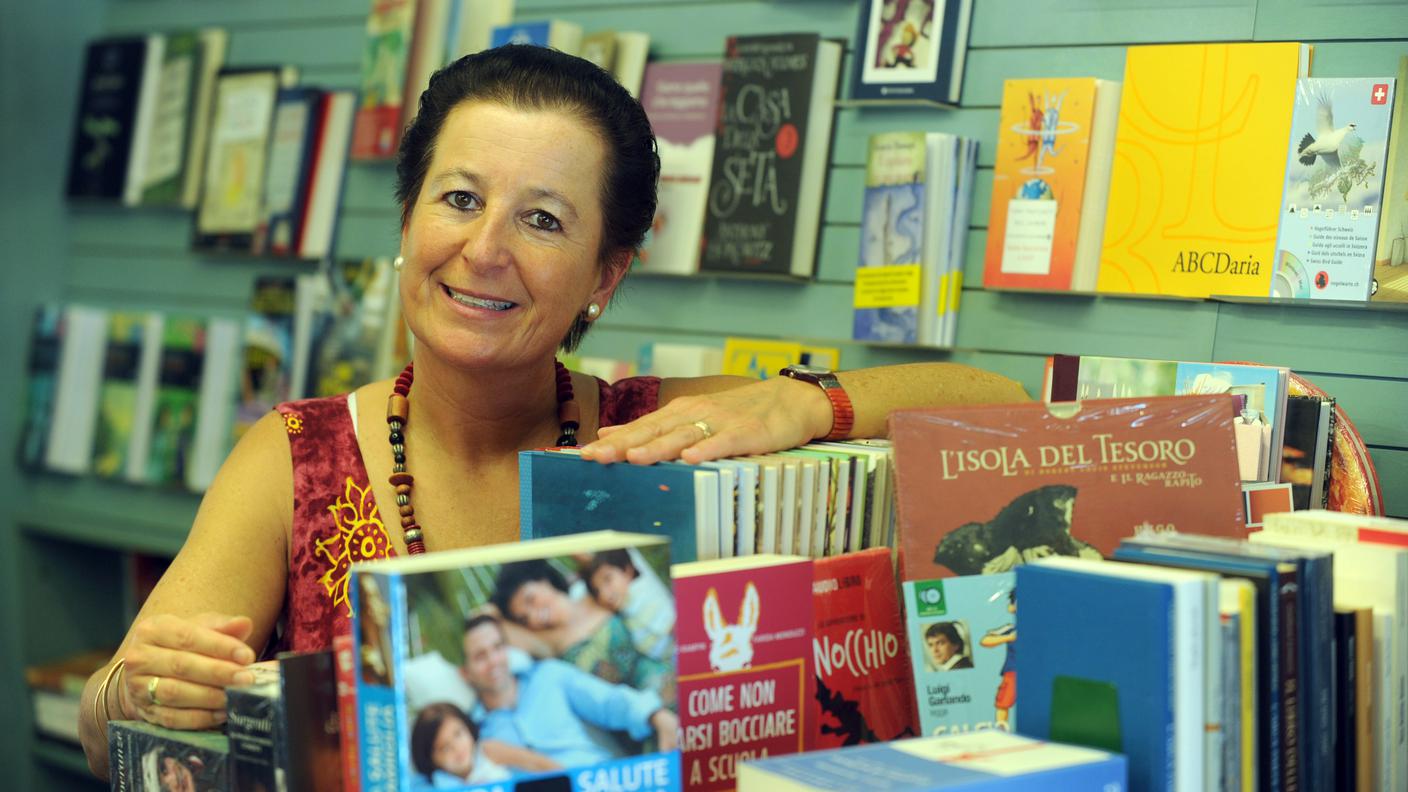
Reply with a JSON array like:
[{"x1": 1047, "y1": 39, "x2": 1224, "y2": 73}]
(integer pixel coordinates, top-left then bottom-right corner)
[
  {"x1": 316, "y1": 477, "x2": 393, "y2": 616},
  {"x1": 284, "y1": 412, "x2": 304, "y2": 434}
]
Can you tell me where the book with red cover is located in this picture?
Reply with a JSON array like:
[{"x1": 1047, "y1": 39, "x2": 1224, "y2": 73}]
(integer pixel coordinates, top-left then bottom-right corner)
[
  {"x1": 811, "y1": 548, "x2": 918, "y2": 748},
  {"x1": 891, "y1": 394, "x2": 1247, "y2": 582},
  {"x1": 675, "y1": 555, "x2": 815, "y2": 791}
]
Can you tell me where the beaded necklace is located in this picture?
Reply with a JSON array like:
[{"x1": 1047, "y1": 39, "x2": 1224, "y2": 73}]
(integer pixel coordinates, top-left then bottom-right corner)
[{"x1": 385, "y1": 360, "x2": 580, "y2": 555}]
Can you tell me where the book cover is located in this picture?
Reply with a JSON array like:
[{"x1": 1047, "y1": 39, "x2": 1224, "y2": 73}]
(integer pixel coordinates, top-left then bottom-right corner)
[
  {"x1": 853, "y1": 132, "x2": 926, "y2": 343},
  {"x1": 91, "y1": 312, "x2": 147, "y2": 479},
  {"x1": 134, "y1": 30, "x2": 201, "y2": 207},
  {"x1": 44, "y1": 305, "x2": 109, "y2": 475},
  {"x1": 179, "y1": 28, "x2": 230, "y2": 209},
  {"x1": 674, "y1": 555, "x2": 814, "y2": 791},
  {"x1": 520, "y1": 449, "x2": 719, "y2": 563},
  {"x1": 490, "y1": 20, "x2": 583, "y2": 54},
  {"x1": 638, "y1": 62, "x2": 723, "y2": 276},
  {"x1": 296, "y1": 88, "x2": 358, "y2": 260},
  {"x1": 186, "y1": 316, "x2": 242, "y2": 492},
  {"x1": 699, "y1": 34, "x2": 841, "y2": 278},
  {"x1": 256, "y1": 86, "x2": 322, "y2": 256},
  {"x1": 305, "y1": 258, "x2": 399, "y2": 398},
  {"x1": 352, "y1": 531, "x2": 678, "y2": 792},
  {"x1": 983, "y1": 79, "x2": 1098, "y2": 291},
  {"x1": 903, "y1": 573, "x2": 1015, "y2": 739},
  {"x1": 333, "y1": 633, "x2": 362, "y2": 792},
  {"x1": 737, "y1": 731, "x2": 1127, "y2": 791},
  {"x1": 848, "y1": 0, "x2": 974, "y2": 107},
  {"x1": 66, "y1": 37, "x2": 147, "y2": 200},
  {"x1": 1273, "y1": 78, "x2": 1397, "y2": 300},
  {"x1": 145, "y1": 315, "x2": 205, "y2": 487},
  {"x1": 16, "y1": 305, "x2": 63, "y2": 471},
  {"x1": 121, "y1": 34, "x2": 165, "y2": 207},
  {"x1": 891, "y1": 395, "x2": 1247, "y2": 582},
  {"x1": 1097, "y1": 42, "x2": 1310, "y2": 298},
  {"x1": 1372, "y1": 56, "x2": 1408, "y2": 302},
  {"x1": 812, "y1": 549, "x2": 917, "y2": 749},
  {"x1": 194, "y1": 68, "x2": 281, "y2": 251},
  {"x1": 109, "y1": 719, "x2": 230, "y2": 791},
  {"x1": 351, "y1": 0, "x2": 415, "y2": 160},
  {"x1": 234, "y1": 277, "x2": 297, "y2": 443}
]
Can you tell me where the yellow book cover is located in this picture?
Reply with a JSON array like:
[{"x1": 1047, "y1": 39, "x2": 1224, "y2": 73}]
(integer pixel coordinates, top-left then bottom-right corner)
[
  {"x1": 1098, "y1": 42, "x2": 1309, "y2": 298},
  {"x1": 722, "y1": 338, "x2": 802, "y2": 379},
  {"x1": 1221, "y1": 578, "x2": 1258, "y2": 792},
  {"x1": 984, "y1": 78, "x2": 1098, "y2": 291}
]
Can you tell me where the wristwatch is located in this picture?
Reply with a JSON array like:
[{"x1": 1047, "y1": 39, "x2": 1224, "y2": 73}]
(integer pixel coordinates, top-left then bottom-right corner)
[{"x1": 778, "y1": 364, "x2": 854, "y2": 441}]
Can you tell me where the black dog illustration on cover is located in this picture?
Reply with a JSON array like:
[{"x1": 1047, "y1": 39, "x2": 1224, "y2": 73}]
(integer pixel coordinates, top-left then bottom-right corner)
[{"x1": 933, "y1": 485, "x2": 1100, "y2": 575}]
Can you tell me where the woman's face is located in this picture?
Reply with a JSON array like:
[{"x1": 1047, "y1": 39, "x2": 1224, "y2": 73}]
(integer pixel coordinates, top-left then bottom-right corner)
[
  {"x1": 399, "y1": 100, "x2": 625, "y2": 372},
  {"x1": 432, "y1": 716, "x2": 478, "y2": 779},
  {"x1": 159, "y1": 757, "x2": 194, "y2": 792},
  {"x1": 507, "y1": 579, "x2": 570, "y2": 630}
]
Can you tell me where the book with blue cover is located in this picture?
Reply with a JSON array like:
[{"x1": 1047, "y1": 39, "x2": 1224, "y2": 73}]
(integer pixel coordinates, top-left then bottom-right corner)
[
  {"x1": 902, "y1": 573, "x2": 1016, "y2": 738},
  {"x1": 1015, "y1": 558, "x2": 1212, "y2": 792},
  {"x1": 520, "y1": 449, "x2": 720, "y2": 563},
  {"x1": 737, "y1": 730, "x2": 1127, "y2": 791},
  {"x1": 854, "y1": 132, "x2": 927, "y2": 343}
]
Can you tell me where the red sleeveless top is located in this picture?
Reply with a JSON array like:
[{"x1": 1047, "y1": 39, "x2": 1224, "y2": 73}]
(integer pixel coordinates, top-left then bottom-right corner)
[{"x1": 272, "y1": 376, "x2": 662, "y2": 653}]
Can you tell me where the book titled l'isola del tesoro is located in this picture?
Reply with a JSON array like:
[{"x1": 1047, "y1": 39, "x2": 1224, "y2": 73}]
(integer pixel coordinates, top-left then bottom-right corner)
[{"x1": 891, "y1": 395, "x2": 1248, "y2": 582}]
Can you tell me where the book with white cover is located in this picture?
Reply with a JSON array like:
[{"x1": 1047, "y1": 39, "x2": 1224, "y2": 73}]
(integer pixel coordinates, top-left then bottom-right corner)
[
  {"x1": 638, "y1": 62, "x2": 722, "y2": 275},
  {"x1": 45, "y1": 306, "x2": 109, "y2": 475},
  {"x1": 121, "y1": 34, "x2": 166, "y2": 206},
  {"x1": 185, "y1": 317, "x2": 242, "y2": 492}
]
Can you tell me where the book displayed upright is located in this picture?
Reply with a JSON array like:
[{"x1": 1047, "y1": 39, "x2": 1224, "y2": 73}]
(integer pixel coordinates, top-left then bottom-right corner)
[
  {"x1": 1273, "y1": 78, "x2": 1397, "y2": 301},
  {"x1": 890, "y1": 395, "x2": 1248, "y2": 582},
  {"x1": 1372, "y1": 56, "x2": 1408, "y2": 302},
  {"x1": 17, "y1": 305, "x2": 64, "y2": 471},
  {"x1": 43, "y1": 305, "x2": 109, "y2": 475},
  {"x1": 129, "y1": 30, "x2": 201, "y2": 208},
  {"x1": 1097, "y1": 42, "x2": 1312, "y2": 298},
  {"x1": 853, "y1": 132, "x2": 927, "y2": 343},
  {"x1": 700, "y1": 33, "x2": 842, "y2": 278},
  {"x1": 91, "y1": 312, "x2": 150, "y2": 480},
  {"x1": 848, "y1": 0, "x2": 974, "y2": 107},
  {"x1": 490, "y1": 19, "x2": 584, "y2": 55},
  {"x1": 109, "y1": 719, "x2": 231, "y2": 791},
  {"x1": 350, "y1": 0, "x2": 416, "y2": 160},
  {"x1": 638, "y1": 61, "x2": 724, "y2": 276},
  {"x1": 67, "y1": 37, "x2": 149, "y2": 200},
  {"x1": 256, "y1": 86, "x2": 323, "y2": 256},
  {"x1": 194, "y1": 68, "x2": 282, "y2": 252}
]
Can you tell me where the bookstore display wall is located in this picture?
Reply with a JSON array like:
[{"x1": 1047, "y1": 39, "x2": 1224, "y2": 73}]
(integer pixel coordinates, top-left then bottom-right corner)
[{"x1": 1, "y1": 0, "x2": 1406, "y2": 790}]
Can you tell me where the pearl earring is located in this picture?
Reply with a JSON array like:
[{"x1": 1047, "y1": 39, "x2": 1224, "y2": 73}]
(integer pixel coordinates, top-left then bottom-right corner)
[
  {"x1": 392, "y1": 255, "x2": 404, "y2": 271},
  {"x1": 585, "y1": 303, "x2": 601, "y2": 320}
]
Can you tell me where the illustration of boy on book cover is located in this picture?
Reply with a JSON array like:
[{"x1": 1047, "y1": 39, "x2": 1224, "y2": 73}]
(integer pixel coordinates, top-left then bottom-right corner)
[{"x1": 390, "y1": 545, "x2": 679, "y2": 791}]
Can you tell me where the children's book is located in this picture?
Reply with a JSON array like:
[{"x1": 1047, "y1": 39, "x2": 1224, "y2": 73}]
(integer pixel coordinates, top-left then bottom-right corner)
[
  {"x1": 847, "y1": 0, "x2": 974, "y2": 107},
  {"x1": 350, "y1": 0, "x2": 416, "y2": 160},
  {"x1": 674, "y1": 554, "x2": 814, "y2": 791},
  {"x1": 1273, "y1": 77, "x2": 1397, "y2": 301},
  {"x1": 812, "y1": 549, "x2": 918, "y2": 748},
  {"x1": 902, "y1": 573, "x2": 1015, "y2": 739},
  {"x1": 352, "y1": 531, "x2": 679, "y2": 792}
]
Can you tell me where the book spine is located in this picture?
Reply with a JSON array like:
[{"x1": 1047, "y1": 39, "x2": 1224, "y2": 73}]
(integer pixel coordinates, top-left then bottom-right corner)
[
  {"x1": 334, "y1": 633, "x2": 362, "y2": 792},
  {"x1": 1277, "y1": 566, "x2": 1302, "y2": 792},
  {"x1": 1303, "y1": 556, "x2": 1334, "y2": 792},
  {"x1": 227, "y1": 687, "x2": 281, "y2": 791},
  {"x1": 1334, "y1": 611, "x2": 1357, "y2": 792},
  {"x1": 354, "y1": 571, "x2": 403, "y2": 792}
]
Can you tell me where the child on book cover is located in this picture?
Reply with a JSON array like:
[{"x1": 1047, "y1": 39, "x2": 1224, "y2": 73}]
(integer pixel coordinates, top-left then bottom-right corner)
[
  {"x1": 145, "y1": 746, "x2": 219, "y2": 792},
  {"x1": 409, "y1": 702, "x2": 513, "y2": 788},
  {"x1": 583, "y1": 548, "x2": 677, "y2": 663}
]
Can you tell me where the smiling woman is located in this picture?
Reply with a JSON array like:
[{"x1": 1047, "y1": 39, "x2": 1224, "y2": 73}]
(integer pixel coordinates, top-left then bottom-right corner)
[{"x1": 78, "y1": 44, "x2": 1028, "y2": 780}]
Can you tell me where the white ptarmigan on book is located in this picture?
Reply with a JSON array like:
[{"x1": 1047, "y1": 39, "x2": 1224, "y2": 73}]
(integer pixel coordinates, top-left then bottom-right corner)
[{"x1": 1297, "y1": 89, "x2": 1356, "y2": 171}]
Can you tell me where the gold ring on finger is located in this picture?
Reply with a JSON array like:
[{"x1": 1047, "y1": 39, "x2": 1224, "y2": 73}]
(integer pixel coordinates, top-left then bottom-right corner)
[
  {"x1": 692, "y1": 420, "x2": 713, "y2": 440},
  {"x1": 147, "y1": 675, "x2": 162, "y2": 706}
]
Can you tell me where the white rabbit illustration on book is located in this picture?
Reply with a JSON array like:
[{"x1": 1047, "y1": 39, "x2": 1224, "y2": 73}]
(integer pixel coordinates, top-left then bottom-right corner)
[{"x1": 704, "y1": 582, "x2": 760, "y2": 671}]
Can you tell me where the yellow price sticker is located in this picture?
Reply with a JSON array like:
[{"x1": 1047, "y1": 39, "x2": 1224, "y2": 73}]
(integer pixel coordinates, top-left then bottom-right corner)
[{"x1": 854, "y1": 264, "x2": 922, "y2": 309}]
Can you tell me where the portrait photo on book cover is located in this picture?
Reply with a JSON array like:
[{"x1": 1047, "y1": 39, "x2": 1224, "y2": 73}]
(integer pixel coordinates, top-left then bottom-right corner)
[
  {"x1": 920, "y1": 619, "x2": 975, "y2": 672},
  {"x1": 861, "y1": 0, "x2": 940, "y2": 83},
  {"x1": 398, "y1": 546, "x2": 678, "y2": 790},
  {"x1": 933, "y1": 484, "x2": 1099, "y2": 576},
  {"x1": 144, "y1": 745, "x2": 221, "y2": 792}
]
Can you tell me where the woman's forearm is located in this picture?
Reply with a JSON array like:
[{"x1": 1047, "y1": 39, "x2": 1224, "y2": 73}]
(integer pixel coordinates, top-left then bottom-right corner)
[
  {"x1": 835, "y1": 362, "x2": 1031, "y2": 439},
  {"x1": 78, "y1": 657, "x2": 125, "y2": 778}
]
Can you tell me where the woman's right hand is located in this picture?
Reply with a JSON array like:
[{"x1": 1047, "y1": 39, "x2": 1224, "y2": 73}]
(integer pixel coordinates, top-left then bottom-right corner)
[{"x1": 119, "y1": 612, "x2": 259, "y2": 730}]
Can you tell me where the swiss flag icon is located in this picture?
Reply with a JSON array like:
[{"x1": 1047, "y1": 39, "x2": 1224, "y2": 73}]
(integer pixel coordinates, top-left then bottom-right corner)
[{"x1": 1372, "y1": 84, "x2": 1390, "y2": 105}]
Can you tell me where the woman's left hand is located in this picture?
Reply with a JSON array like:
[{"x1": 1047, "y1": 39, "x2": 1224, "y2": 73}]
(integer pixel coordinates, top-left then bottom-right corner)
[{"x1": 581, "y1": 377, "x2": 832, "y2": 465}]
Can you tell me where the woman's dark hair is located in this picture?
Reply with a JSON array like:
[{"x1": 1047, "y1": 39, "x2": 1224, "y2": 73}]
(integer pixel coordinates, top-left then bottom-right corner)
[
  {"x1": 924, "y1": 621, "x2": 966, "y2": 653},
  {"x1": 395, "y1": 45, "x2": 660, "y2": 352},
  {"x1": 411, "y1": 702, "x2": 480, "y2": 781},
  {"x1": 491, "y1": 559, "x2": 570, "y2": 621},
  {"x1": 582, "y1": 549, "x2": 637, "y2": 598}
]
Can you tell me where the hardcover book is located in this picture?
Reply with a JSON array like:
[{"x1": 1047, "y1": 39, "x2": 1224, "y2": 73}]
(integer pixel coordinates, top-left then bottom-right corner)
[
  {"x1": 848, "y1": 0, "x2": 974, "y2": 107},
  {"x1": 17, "y1": 305, "x2": 63, "y2": 471},
  {"x1": 43, "y1": 305, "x2": 109, "y2": 475},
  {"x1": 853, "y1": 132, "x2": 926, "y2": 343},
  {"x1": 228, "y1": 650, "x2": 342, "y2": 792},
  {"x1": 303, "y1": 258, "x2": 400, "y2": 399},
  {"x1": 351, "y1": 531, "x2": 679, "y2": 792},
  {"x1": 674, "y1": 555, "x2": 814, "y2": 791},
  {"x1": 109, "y1": 719, "x2": 231, "y2": 791},
  {"x1": 1097, "y1": 42, "x2": 1312, "y2": 298},
  {"x1": 699, "y1": 33, "x2": 842, "y2": 278},
  {"x1": 296, "y1": 89, "x2": 358, "y2": 260},
  {"x1": 891, "y1": 395, "x2": 1248, "y2": 582},
  {"x1": 194, "y1": 68, "x2": 282, "y2": 251},
  {"x1": 351, "y1": 0, "x2": 416, "y2": 160},
  {"x1": 256, "y1": 87, "x2": 322, "y2": 257},
  {"x1": 902, "y1": 573, "x2": 1015, "y2": 738},
  {"x1": 737, "y1": 730, "x2": 1127, "y2": 791},
  {"x1": 1373, "y1": 56, "x2": 1408, "y2": 302},
  {"x1": 638, "y1": 61, "x2": 723, "y2": 276},
  {"x1": 1273, "y1": 78, "x2": 1397, "y2": 300},
  {"x1": 234, "y1": 277, "x2": 297, "y2": 443},
  {"x1": 66, "y1": 37, "x2": 148, "y2": 200},
  {"x1": 91, "y1": 312, "x2": 148, "y2": 480},
  {"x1": 145, "y1": 315, "x2": 205, "y2": 487},
  {"x1": 812, "y1": 549, "x2": 917, "y2": 749},
  {"x1": 132, "y1": 30, "x2": 201, "y2": 207}
]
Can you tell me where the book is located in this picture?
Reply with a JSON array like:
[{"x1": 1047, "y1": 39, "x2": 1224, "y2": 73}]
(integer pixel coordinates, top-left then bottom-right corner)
[
  {"x1": 333, "y1": 633, "x2": 362, "y2": 792},
  {"x1": 983, "y1": 78, "x2": 1120, "y2": 292},
  {"x1": 108, "y1": 719, "x2": 231, "y2": 791},
  {"x1": 1016, "y1": 556, "x2": 1214, "y2": 792},
  {"x1": 351, "y1": 0, "x2": 417, "y2": 160},
  {"x1": 490, "y1": 19, "x2": 583, "y2": 55},
  {"x1": 638, "y1": 342, "x2": 722, "y2": 378},
  {"x1": 234, "y1": 277, "x2": 298, "y2": 443},
  {"x1": 401, "y1": 0, "x2": 453, "y2": 134},
  {"x1": 720, "y1": 337, "x2": 841, "y2": 380},
  {"x1": 902, "y1": 573, "x2": 1015, "y2": 738},
  {"x1": 1372, "y1": 56, "x2": 1408, "y2": 302},
  {"x1": 351, "y1": 531, "x2": 679, "y2": 792},
  {"x1": 66, "y1": 37, "x2": 148, "y2": 200},
  {"x1": 304, "y1": 258, "x2": 401, "y2": 398},
  {"x1": 179, "y1": 29, "x2": 230, "y2": 209},
  {"x1": 1281, "y1": 395, "x2": 1335, "y2": 510},
  {"x1": 447, "y1": 0, "x2": 515, "y2": 60},
  {"x1": 186, "y1": 316, "x2": 242, "y2": 492},
  {"x1": 1273, "y1": 78, "x2": 1397, "y2": 300},
  {"x1": 1097, "y1": 42, "x2": 1312, "y2": 298},
  {"x1": 853, "y1": 132, "x2": 926, "y2": 343},
  {"x1": 612, "y1": 31, "x2": 650, "y2": 98},
  {"x1": 296, "y1": 89, "x2": 358, "y2": 260},
  {"x1": 255, "y1": 86, "x2": 323, "y2": 257},
  {"x1": 926, "y1": 134, "x2": 979, "y2": 348},
  {"x1": 91, "y1": 312, "x2": 149, "y2": 480},
  {"x1": 812, "y1": 549, "x2": 918, "y2": 748},
  {"x1": 227, "y1": 650, "x2": 342, "y2": 792},
  {"x1": 847, "y1": 0, "x2": 974, "y2": 107},
  {"x1": 890, "y1": 394, "x2": 1247, "y2": 582},
  {"x1": 131, "y1": 30, "x2": 202, "y2": 207},
  {"x1": 144, "y1": 315, "x2": 205, "y2": 487},
  {"x1": 699, "y1": 33, "x2": 842, "y2": 278},
  {"x1": 736, "y1": 730, "x2": 1127, "y2": 791},
  {"x1": 519, "y1": 448, "x2": 721, "y2": 563},
  {"x1": 27, "y1": 648, "x2": 112, "y2": 743},
  {"x1": 674, "y1": 554, "x2": 814, "y2": 791},
  {"x1": 1221, "y1": 578, "x2": 1259, "y2": 792},
  {"x1": 194, "y1": 68, "x2": 282, "y2": 252},
  {"x1": 120, "y1": 34, "x2": 166, "y2": 207},
  {"x1": 44, "y1": 304, "x2": 108, "y2": 475},
  {"x1": 637, "y1": 62, "x2": 723, "y2": 276},
  {"x1": 16, "y1": 305, "x2": 64, "y2": 471}
]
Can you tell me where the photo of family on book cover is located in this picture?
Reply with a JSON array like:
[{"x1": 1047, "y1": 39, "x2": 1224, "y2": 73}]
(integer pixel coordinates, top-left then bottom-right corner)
[{"x1": 351, "y1": 533, "x2": 680, "y2": 792}]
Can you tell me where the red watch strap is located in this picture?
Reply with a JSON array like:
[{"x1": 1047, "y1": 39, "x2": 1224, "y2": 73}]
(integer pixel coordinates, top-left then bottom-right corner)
[{"x1": 822, "y1": 384, "x2": 854, "y2": 441}]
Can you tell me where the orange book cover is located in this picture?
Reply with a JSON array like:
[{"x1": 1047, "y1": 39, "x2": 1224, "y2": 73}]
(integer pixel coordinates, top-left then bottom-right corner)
[
  {"x1": 984, "y1": 78, "x2": 1098, "y2": 290},
  {"x1": 350, "y1": 0, "x2": 415, "y2": 160},
  {"x1": 1098, "y1": 42, "x2": 1308, "y2": 298}
]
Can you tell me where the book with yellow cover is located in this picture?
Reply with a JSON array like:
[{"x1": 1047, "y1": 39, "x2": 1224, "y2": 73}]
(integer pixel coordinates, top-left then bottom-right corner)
[
  {"x1": 1097, "y1": 42, "x2": 1311, "y2": 298},
  {"x1": 722, "y1": 338, "x2": 840, "y2": 379}
]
